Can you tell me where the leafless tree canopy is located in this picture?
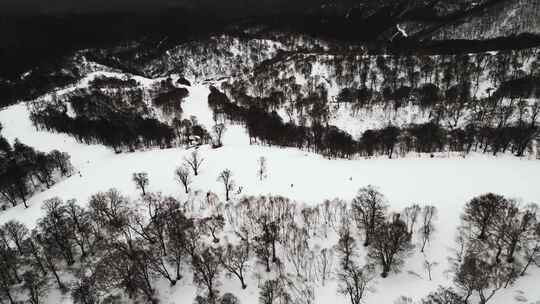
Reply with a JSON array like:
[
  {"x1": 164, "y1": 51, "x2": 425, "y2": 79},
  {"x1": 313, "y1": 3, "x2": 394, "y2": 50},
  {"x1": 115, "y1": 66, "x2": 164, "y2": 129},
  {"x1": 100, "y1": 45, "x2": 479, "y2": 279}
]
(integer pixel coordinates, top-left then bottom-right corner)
[{"x1": 184, "y1": 150, "x2": 204, "y2": 176}]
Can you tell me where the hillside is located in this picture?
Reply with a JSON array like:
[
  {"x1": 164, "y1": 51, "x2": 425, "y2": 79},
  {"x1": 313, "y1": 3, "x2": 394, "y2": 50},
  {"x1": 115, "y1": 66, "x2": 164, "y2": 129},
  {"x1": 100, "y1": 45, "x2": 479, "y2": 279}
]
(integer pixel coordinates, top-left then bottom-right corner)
[
  {"x1": 1, "y1": 4, "x2": 540, "y2": 303},
  {"x1": 1, "y1": 80, "x2": 540, "y2": 304}
]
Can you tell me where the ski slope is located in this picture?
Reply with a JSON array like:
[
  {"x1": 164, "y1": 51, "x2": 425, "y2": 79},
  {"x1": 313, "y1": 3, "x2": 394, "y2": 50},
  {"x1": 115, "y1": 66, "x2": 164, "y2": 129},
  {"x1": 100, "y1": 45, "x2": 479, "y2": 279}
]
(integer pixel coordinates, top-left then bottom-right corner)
[{"x1": 1, "y1": 83, "x2": 540, "y2": 304}]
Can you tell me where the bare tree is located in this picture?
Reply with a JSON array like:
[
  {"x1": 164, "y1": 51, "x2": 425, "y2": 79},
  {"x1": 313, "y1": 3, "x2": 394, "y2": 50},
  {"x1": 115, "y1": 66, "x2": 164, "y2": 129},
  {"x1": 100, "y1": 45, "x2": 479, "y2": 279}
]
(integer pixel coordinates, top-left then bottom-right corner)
[
  {"x1": 65, "y1": 199, "x2": 94, "y2": 259},
  {"x1": 259, "y1": 279, "x2": 290, "y2": 304},
  {"x1": 184, "y1": 150, "x2": 204, "y2": 176},
  {"x1": 337, "y1": 263, "x2": 375, "y2": 304},
  {"x1": 284, "y1": 224, "x2": 311, "y2": 278},
  {"x1": 22, "y1": 270, "x2": 47, "y2": 304},
  {"x1": 212, "y1": 123, "x2": 227, "y2": 148},
  {"x1": 520, "y1": 222, "x2": 540, "y2": 276},
  {"x1": 367, "y1": 214, "x2": 414, "y2": 277},
  {"x1": 22, "y1": 237, "x2": 47, "y2": 276},
  {"x1": 217, "y1": 169, "x2": 235, "y2": 201},
  {"x1": 419, "y1": 205, "x2": 437, "y2": 252},
  {"x1": 352, "y1": 185, "x2": 388, "y2": 246},
  {"x1": 488, "y1": 198, "x2": 518, "y2": 264},
  {"x1": 462, "y1": 193, "x2": 506, "y2": 240},
  {"x1": 49, "y1": 150, "x2": 74, "y2": 177},
  {"x1": 502, "y1": 203, "x2": 537, "y2": 263},
  {"x1": 95, "y1": 241, "x2": 158, "y2": 304},
  {"x1": 2, "y1": 220, "x2": 28, "y2": 255},
  {"x1": 0, "y1": 262, "x2": 16, "y2": 304},
  {"x1": 336, "y1": 225, "x2": 357, "y2": 270},
  {"x1": 257, "y1": 156, "x2": 267, "y2": 181},
  {"x1": 254, "y1": 236, "x2": 273, "y2": 273},
  {"x1": 33, "y1": 231, "x2": 65, "y2": 290},
  {"x1": 315, "y1": 247, "x2": 334, "y2": 286},
  {"x1": 403, "y1": 204, "x2": 421, "y2": 236},
  {"x1": 71, "y1": 268, "x2": 99, "y2": 304},
  {"x1": 218, "y1": 243, "x2": 250, "y2": 289},
  {"x1": 165, "y1": 204, "x2": 193, "y2": 282},
  {"x1": 132, "y1": 172, "x2": 149, "y2": 196},
  {"x1": 191, "y1": 246, "x2": 222, "y2": 304},
  {"x1": 253, "y1": 215, "x2": 279, "y2": 274},
  {"x1": 452, "y1": 197, "x2": 526, "y2": 304},
  {"x1": 147, "y1": 244, "x2": 177, "y2": 286},
  {"x1": 255, "y1": 214, "x2": 281, "y2": 264},
  {"x1": 174, "y1": 166, "x2": 192, "y2": 194},
  {"x1": 38, "y1": 198, "x2": 75, "y2": 266},
  {"x1": 88, "y1": 189, "x2": 131, "y2": 239},
  {"x1": 201, "y1": 215, "x2": 225, "y2": 243},
  {"x1": 453, "y1": 251, "x2": 518, "y2": 304},
  {"x1": 423, "y1": 256, "x2": 438, "y2": 281}
]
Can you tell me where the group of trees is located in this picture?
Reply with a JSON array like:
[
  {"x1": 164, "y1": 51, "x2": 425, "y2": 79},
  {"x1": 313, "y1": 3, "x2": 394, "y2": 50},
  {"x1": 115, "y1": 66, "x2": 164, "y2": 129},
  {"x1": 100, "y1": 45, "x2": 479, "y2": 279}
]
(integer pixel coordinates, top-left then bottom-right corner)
[
  {"x1": 172, "y1": 150, "x2": 237, "y2": 201},
  {"x1": 0, "y1": 173, "x2": 440, "y2": 304},
  {"x1": 442, "y1": 194, "x2": 540, "y2": 304},
  {"x1": 419, "y1": 193, "x2": 540, "y2": 304},
  {"x1": 0, "y1": 131, "x2": 73, "y2": 210},
  {"x1": 232, "y1": 47, "x2": 540, "y2": 113},
  {"x1": 28, "y1": 79, "x2": 211, "y2": 152},
  {"x1": 210, "y1": 86, "x2": 540, "y2": 159},
  {"x1": 209, "y1": 86, "x2": 357, "y2": 158},
  {"x1": 0, "y1": 164, "x2": 539, "y2": 304},
  {"x1": 171, "y1": 116, "x2": 212, "y2": 148},
  {"x1": 89, "y1": 75, "x2": 139, "y2": 89},
  {"x1": 0, "y1": 189, "x2": 304, "y2": 303},
  {"x1": 30, "y1": 106, "x2": 176, "y2": 152},
  {"x1": 359, "y1": 120, "x2": 540, "y2": 158},
  {"x1": 334, "y1": 185, "x2": 438, "y2": 292},
  {"x1": 29, "y1": 88, "x2": 175, "y2": 152},
  {"x1": 151, "y1": 36, "x2": 284, "y2": 82},
  {"x1": 150, "y1": 78, "x2": 189, "y2": 118},
  {"x1": 212, "y1": 46, "x2": 540, "y2": 159}
]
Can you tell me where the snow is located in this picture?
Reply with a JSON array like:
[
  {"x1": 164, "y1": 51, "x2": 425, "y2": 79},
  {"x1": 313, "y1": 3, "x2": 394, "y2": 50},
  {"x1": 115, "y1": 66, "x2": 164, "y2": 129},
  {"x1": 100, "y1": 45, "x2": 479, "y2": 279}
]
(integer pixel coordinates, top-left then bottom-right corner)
[
  {"x1": 396, "y1": 24, "x2": 408, "y2": 38},
  {"x1": 330, "y1": 102, "x2": 431, "y2": 137},
  {"x1": 1, "y1": 82, "x2": 540, "y2": 304},
  {"x1": 181, "y1": 83, "x2": 217, "y2": 130}
]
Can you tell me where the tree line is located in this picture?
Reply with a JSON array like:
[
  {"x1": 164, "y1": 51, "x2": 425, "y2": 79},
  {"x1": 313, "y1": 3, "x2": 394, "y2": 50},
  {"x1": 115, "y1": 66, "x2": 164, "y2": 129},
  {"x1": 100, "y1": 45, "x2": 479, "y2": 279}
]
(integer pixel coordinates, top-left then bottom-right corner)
[
  {"x1": 0, "y1": 126, "x2": 73, "y2": 210},
  {"x1": 209, "y1": 86, "x2": 539, "y2": 158},
  {"x1": 28, "y1": 79, "x2": 209, "y2": 153}
]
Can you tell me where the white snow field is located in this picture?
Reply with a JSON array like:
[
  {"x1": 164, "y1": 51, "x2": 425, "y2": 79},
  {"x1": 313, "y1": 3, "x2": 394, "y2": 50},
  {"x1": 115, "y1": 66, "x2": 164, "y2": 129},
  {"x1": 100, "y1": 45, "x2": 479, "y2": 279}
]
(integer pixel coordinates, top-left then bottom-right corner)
[{"x1": 1, "y1": 83, "x2": 540, "y2": 304}]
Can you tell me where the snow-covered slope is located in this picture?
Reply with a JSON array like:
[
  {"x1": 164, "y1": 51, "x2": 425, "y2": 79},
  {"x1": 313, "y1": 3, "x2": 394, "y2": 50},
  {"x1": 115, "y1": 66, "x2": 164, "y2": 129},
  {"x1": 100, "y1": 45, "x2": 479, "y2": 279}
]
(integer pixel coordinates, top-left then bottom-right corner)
[{"x1": 1, "y1": 80, "x2": 540, "y2": 304}]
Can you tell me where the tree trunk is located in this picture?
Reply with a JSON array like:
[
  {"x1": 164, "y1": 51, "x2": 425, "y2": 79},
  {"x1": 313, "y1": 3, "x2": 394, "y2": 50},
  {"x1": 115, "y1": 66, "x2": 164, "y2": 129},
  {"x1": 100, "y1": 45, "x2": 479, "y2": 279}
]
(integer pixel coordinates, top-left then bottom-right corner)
[{"x1": 2, "y1": 287, "x2": 14, "y2": 304}]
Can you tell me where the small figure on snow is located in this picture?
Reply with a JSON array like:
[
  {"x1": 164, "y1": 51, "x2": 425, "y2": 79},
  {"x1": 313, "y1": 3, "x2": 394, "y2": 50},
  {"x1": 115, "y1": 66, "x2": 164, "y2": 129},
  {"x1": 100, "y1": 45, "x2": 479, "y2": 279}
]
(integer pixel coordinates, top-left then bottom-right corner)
[
  {"x1": 237, "y1": 186, "x2": 243, "y2": 195},
  {"x1": 291, "y1": 183, "x2": 294, "y2": 188}
]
